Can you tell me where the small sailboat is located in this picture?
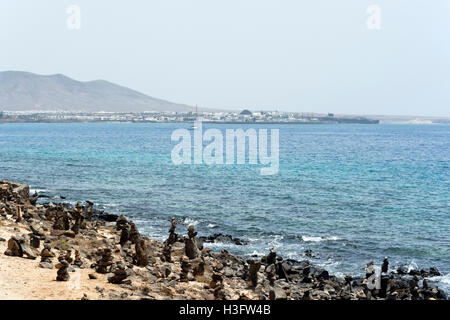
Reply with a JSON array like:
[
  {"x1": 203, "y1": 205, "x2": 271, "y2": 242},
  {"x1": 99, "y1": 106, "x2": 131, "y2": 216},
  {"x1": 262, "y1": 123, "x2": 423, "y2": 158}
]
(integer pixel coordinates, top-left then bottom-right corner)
[{"x1": 189, "y1": 105, "x2": 199, "y2": 130}]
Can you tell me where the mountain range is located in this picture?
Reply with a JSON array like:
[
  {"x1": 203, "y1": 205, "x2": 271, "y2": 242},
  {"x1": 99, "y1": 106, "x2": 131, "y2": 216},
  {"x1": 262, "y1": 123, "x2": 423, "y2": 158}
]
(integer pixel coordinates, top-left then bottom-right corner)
[{"x1": 0, "y1": 71, "x2": 198, "y2": 113}]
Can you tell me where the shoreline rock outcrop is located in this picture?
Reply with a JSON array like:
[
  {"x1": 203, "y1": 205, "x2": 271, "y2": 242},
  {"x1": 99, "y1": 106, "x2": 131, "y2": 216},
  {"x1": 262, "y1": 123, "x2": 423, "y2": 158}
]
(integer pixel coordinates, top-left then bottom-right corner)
[{"x1": 0, "y1": 180, "x2": 447, "y2": 300}]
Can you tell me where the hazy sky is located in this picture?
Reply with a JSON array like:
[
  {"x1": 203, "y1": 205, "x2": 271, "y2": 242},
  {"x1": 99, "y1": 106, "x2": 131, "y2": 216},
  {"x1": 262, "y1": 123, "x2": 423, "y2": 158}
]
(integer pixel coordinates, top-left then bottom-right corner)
[{"x1": 1, "y1": 0, "x2": 449, "y2": 116}]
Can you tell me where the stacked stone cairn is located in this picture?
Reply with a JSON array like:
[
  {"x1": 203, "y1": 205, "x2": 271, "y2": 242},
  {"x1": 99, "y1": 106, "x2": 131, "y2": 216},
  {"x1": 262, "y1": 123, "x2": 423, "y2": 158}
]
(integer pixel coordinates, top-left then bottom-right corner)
[{"x1": 56, "y1": 250, "x2": 72, "y2": 281}]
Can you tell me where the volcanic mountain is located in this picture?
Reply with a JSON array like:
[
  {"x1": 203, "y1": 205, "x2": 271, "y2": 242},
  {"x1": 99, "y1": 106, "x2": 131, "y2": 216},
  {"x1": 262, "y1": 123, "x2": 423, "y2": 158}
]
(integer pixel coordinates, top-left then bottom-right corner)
[{"x1": 0, "y1": 71, "x2": 197, "y2": 113}]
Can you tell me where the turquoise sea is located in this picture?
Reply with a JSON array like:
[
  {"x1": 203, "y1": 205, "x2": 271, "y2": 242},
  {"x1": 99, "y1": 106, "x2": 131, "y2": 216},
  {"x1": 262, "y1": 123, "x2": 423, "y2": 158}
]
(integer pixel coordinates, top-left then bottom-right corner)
[{"x1": 1, "y1": 123, "x2": 449, "y2": 290}]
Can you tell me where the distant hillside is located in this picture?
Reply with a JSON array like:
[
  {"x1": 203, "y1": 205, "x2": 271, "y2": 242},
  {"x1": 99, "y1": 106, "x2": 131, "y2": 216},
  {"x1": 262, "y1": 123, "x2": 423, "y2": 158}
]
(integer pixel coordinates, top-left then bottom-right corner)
[{"x1": 0, "y1": 71, "x2": 197, "y2": 113}]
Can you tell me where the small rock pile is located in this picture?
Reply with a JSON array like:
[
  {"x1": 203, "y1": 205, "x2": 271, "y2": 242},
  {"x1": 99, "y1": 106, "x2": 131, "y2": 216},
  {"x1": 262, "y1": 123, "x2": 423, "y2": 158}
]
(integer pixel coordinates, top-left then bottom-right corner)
[
  {"x1": 56, "y1": 250, "x2": 72, "y2": 281},
  {"x1": 39, "y1": 243, "x2": 55, "y2": 269},
  {"x1": 95, "y1": 248, "x2": 114, "y2": 274},
  {"x1": 107, "y1": 261, "x2": 132, "y2": 285}
]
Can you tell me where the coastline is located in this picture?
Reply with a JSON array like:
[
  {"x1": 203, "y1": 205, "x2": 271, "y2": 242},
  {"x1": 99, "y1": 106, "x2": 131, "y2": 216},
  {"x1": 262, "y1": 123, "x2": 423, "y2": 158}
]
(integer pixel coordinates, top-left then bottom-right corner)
[
  {"x1": 0, "y1": 120, "x2": 379, "y2": 124},
  {"x1": 0, "y1": 180, "x2": 447, "y2": 300}
]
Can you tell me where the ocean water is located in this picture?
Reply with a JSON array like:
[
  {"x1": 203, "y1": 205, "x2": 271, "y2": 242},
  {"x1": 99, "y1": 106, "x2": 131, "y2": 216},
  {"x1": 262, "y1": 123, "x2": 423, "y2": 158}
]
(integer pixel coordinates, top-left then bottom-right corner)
[{"x1": 1, "y1": 123, "x2": 449, "y2": 291}]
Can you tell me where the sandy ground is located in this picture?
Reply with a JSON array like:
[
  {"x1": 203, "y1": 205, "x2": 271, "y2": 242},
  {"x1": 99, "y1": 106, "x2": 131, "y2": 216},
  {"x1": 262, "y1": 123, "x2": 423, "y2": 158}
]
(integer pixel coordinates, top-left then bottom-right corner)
[{"x1": 0, "y1": 220, "x2": 129, "y2": 300}]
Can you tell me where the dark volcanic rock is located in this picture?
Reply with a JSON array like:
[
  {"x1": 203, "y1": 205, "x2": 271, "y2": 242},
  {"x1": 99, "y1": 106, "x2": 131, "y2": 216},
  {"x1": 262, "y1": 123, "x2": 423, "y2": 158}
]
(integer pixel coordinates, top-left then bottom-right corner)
[
  {"x1": 135, "y1": 238, "x2": 149, "y2": 267},
  {"x1": 185, "y1": 225, "x2": 200, "y2": 259},
  {"x1": 409, "y1": 269, "x2": 421, "y2": 276},
  {"x1": 39, "y1": 261, "x2": 53, "y2": 269},
  {"x1": 269, "y1": 286, "x2": 287, "y2": 300},
  {"x1": 397, "y1": 266, "x2": 408, "y2": 275},
  {"x1": 4, "y1": 236, "x2": 23, "y2": 257},
  {"x1": 428, "y1": 267, "x2": 441, "y2": 277},
  {"x1": 247, "y1": 260, "x2": 261, "y2": 287},
  {"x1": 89, "y1": 208, "x2": 118, "y2": 222},
  {"x1": 199, "y1": 233, "x2": 248, "y2": 246}
]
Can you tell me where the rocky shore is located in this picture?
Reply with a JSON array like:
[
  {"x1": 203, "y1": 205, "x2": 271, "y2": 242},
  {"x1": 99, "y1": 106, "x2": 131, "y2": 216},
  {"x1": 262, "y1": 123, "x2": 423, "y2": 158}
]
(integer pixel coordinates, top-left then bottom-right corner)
[{"x1": 0, "y1": 180, "x2": 447, "y2": 300}]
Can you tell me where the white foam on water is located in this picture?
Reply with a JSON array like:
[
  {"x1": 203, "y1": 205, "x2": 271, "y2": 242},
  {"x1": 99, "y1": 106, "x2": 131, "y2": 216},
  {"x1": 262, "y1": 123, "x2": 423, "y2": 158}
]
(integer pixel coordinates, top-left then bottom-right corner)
[
  {"x1": 302, "y1": 236, "x2": 324, "y2": 242},
  {"x1": 248, "y1": 250, "x2": 265, "y2": 257},
  {"x1": 183, "y1": 217, "x2": 199, "y2": 226},
  {"x1": 302, "y1": 235, "x2": 342, "y2": 242},
  {"x1": 427, "y1": 273, "x2": 450, "y2": 295},
  {"x1": 102, "y1": 203, "x2": 121, "y2": 208},
  {"x1": 207, "y1": 224, "x2": 218, "y2": 228},
  {"x1": 429, "y1": 273, "x2": 450, "y2": 285},
  {"x1": 267, "y1": 235, "x2": 284, "y2": 249},
  {"x1": 407, "y1": 260, "x2": 419, "y2": 272},
  {"x1": 203, "y1": 241, "x2": 237, "y2": 249}
]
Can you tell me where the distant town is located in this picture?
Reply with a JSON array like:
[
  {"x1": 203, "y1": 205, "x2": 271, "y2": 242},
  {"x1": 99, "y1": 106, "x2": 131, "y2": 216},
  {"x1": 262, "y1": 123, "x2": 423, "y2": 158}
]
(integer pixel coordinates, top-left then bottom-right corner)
[{"x1": 0, "y1": 110, "x2": 380, "y2": 124}]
